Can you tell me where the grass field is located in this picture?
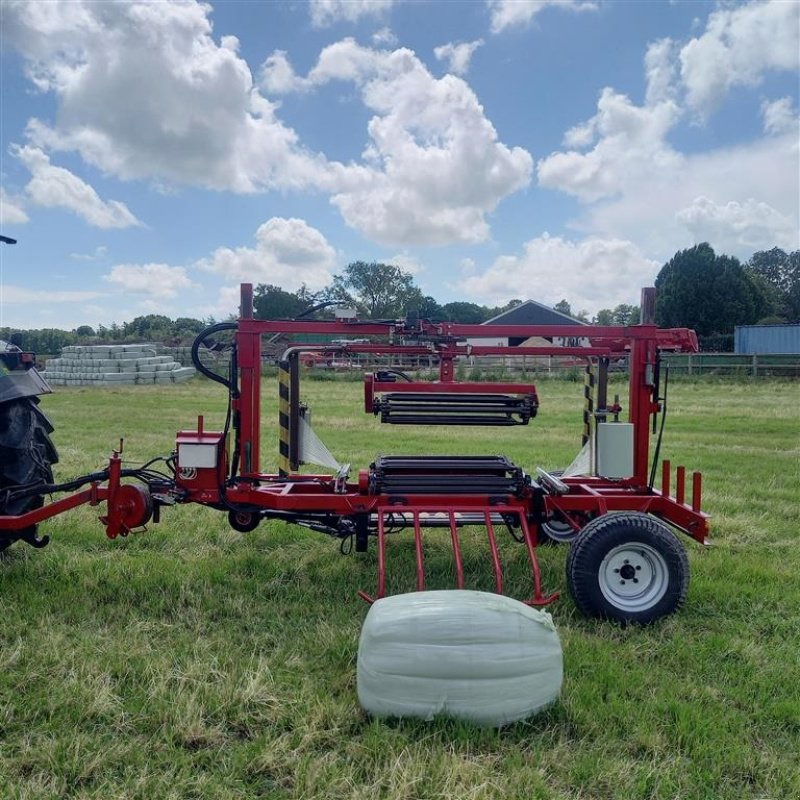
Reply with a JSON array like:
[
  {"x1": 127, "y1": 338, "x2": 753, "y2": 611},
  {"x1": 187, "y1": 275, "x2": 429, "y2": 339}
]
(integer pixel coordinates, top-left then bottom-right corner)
[{"x1": 1, "y1": 375, "x2": 798, "y2": 799}]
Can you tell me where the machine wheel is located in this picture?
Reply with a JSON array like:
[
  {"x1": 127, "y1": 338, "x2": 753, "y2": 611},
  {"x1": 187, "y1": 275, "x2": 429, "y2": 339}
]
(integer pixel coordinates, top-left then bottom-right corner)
[
  {"x1": 0, "y1": 397, "x2": 58, "y2": 551},
  {"x1": 565, "y1": 512, "x2": 689, "y2": 624},
  {"x1": 539, "y1": 514, "x2": 580, "y2": 545},
  {"x1": 228, "y1": 509, "x2": 260, "y2": 533}
]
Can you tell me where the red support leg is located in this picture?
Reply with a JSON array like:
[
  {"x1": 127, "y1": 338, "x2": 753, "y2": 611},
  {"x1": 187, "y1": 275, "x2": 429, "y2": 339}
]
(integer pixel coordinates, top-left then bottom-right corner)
[
  {"x1": 484, "y1": 511, "x2": 504, "y2": 594},
  {"x1": 413, "y1": 512, "x2": 425, "y2": 591},
  {"x1": 519, "y1": 515, "x2": 560, "y2": 607},
  {"x1": 449, "y1": 512, "x2": 465, "y2": 589}
]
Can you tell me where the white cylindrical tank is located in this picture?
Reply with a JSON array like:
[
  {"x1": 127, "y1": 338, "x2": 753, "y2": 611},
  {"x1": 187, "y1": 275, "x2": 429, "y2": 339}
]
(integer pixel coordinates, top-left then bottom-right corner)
[{"x1": 357, "y1": 590, "x2": 563, "y2": 727}]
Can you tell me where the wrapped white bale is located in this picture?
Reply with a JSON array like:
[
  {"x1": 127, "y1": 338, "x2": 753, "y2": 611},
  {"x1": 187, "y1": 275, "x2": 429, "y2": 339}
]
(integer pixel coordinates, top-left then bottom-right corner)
[{"x1": 357, "y1": 590, "x2": 562, "y2": 727}]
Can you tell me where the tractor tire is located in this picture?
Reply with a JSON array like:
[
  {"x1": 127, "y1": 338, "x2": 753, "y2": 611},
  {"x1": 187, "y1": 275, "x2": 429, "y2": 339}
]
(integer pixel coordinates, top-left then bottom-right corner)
[
  {"x1": 565, "y1": 512, "x2": 689, "y2": 624},
  {"x1": 0, "y1": 397, "x2": 58, "y2": 552}
]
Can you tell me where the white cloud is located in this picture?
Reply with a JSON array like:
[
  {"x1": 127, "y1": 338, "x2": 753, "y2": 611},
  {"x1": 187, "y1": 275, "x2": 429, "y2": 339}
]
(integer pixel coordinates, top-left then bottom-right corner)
[
  {"x1": 5, "y1": 0, "x2": 325, "y2": 194},
  {"x1": 104, "y1": 263, "x2": 196, "y2": 297},
  {"x1": 8, "y1": 2, "x2": 529, "y2": 248},
  {"x1": 260, "y1": 50, "x2": 311, "y2": 95},
  {"x1": 675, "y1": 196, "x2": 797, "y2": 253},
  {"x1": 761, "y1": 97, "x2": 797, "y2": 136},
  {"x1": 371, "y1": 27, "x2": 397, "y2": 47},
  {"x1": 282, "y1": 39, "x2": 532, "y2": 244},
  {"x1": 3, "y1": 286, "x2": 104, "y2": 303},
  {"x1": 214, "y1": 285, "x2": 243, "y2": 319},
  {"x1": 197, "y1": 217, "x2": 337, "y2": 291},
  {"x1": 387, "y1": 252, "x2": 423, "y2": 275},
  {"x1": 536, "y1": 3, "x2": 800, "y2": 261},
  {"x1": 70, "y1": 245, "x2": 108, "y2": 261},
  {"x1": 488, "y1": 0, "x2": 598, "y2": 34},
  {"x1": 644, "y1": 38, "x2": 677, "y2": 106},
  {"x1": 309, "y1": 0, "x2": 394, "y2": 28},
  {"x1": 584, "y1": 131, "x2": 800, "y2": 258},
  {"x1": 0, "y1": 188, "x2": 29, "y2": 225},
  {"x1": 679, "y1": 0, "x2": 800, "y2": 115},
  {"x1": 538, "y1": 88, "x2": 682, "y2": 202},
  {"x1": 12, "y1": 145, "x2": 140, "y2": 228},
  {"x1": 434, "y1": 40, "x2": 484, "y2": 76},
  {"x1": 463, "y1": 234, "x2": 658, "y2": 313}
]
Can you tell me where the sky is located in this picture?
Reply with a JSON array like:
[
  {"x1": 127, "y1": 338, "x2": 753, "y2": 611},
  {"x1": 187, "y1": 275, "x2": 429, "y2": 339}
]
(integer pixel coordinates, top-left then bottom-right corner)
[{"x1": 0, "y1": 0, "x2": 798, "y2": 331}]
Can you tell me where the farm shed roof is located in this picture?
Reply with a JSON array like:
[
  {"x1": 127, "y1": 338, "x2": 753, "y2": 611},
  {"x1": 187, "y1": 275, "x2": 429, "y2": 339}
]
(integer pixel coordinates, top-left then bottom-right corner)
[{"x1": 482, "y1": 301, "x2": 588, "y2": 327}]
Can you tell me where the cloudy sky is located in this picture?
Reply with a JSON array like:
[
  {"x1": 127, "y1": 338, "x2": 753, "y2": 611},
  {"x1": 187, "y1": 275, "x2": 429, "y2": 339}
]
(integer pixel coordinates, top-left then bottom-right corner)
[{"x1": 0, "y1": 0, "x2": 798, "y2": 330}]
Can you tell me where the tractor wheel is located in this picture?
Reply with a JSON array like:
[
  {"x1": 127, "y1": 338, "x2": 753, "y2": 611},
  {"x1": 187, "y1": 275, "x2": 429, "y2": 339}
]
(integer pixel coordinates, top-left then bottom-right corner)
[
  {"x1": 565, "y1": 512, "x2": 689, "y2": 624},
  {"x1": 0, "y1": 397, "x2": 58, "y2": 552}
]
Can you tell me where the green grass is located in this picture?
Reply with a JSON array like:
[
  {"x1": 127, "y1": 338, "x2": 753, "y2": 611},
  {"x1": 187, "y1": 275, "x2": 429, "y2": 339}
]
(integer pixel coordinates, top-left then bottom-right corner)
[{"x1": 1, "y1": 376, "x2": 799, "y2": 799}]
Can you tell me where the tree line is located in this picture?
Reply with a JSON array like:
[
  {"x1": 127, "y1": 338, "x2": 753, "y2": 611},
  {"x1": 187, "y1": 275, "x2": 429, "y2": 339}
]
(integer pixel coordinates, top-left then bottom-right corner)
[{"x1": 3, "y1": 246, "x2": 796, "y2": 354}]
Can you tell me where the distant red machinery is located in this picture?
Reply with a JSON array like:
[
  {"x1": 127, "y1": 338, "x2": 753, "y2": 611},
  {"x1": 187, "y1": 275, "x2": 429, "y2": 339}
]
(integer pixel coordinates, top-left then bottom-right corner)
[{"x1": 0, "y1": 285, "x2": 708, "y2": 623}]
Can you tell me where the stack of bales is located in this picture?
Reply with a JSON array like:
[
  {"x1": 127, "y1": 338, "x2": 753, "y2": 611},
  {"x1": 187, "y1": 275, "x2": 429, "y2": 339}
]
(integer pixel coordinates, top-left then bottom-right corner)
[{"x1": 44, "y1": 344, "x2": 195, "y2": 386}]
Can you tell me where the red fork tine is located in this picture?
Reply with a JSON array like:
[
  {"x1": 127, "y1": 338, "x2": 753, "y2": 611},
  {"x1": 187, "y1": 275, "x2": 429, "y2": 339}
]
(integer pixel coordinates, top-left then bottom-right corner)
[
  {"x1": 413, "y1": 511, "x2": 425, "y2": 591},
  {"x1": 449, "y1": 511, "x2": 465, "y2": 589},
  {"x1": 484, "y1": 511, "x2": 504, "y2": 594}
]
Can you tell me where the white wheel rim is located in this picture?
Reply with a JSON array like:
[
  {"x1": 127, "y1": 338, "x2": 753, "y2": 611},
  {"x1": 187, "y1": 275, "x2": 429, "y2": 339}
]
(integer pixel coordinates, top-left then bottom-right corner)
[{"x1": 598, "y1": 542, "x2": 669, "y2": 611}]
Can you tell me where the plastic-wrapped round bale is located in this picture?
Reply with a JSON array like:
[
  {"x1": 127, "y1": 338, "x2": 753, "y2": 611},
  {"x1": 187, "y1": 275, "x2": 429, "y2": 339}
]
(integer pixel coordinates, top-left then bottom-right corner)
[{"x1": 357, "y1": 590, "x2": 563, "y2": 727}]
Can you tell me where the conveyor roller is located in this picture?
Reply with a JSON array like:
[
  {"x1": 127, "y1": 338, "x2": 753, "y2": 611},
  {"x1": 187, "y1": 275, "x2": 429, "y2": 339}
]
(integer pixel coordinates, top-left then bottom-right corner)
[
  {"x1": 373, "y1": 392, "x2": 537, "y2": 426},
  {"x1": 369, "y1": 455, "x2": 530, "y2": 496}
]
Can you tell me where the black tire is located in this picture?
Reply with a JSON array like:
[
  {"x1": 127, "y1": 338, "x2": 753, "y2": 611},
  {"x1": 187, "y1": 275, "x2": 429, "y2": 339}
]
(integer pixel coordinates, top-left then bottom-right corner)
[
  {"x1": 539, "y1": 514, "x2": 581, "y2": 545},
  {"x1": 0, "y1": 397, "x2": 58, "y2": 551},
  {"x1": 565, "y1": 512, "x2": 689, "y2": 624},
  {"x1": 228, "y1": 509, "x2": 260, "y2": 533}
]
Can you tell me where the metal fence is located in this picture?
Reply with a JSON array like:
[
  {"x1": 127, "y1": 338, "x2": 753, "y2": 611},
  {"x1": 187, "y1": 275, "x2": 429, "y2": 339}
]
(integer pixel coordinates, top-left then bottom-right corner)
[{"x1": 661, "y1": 352, "x2": 800, "y2": 378}]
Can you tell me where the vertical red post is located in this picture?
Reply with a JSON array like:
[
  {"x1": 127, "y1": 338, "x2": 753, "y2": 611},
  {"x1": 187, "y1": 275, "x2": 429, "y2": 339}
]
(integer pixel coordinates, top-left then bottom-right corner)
[
  {"x1": 237, "y1": 284, "x2": 261, "y2": 476},
  {"x1": 628, "y1": 333, "x2": 656, "y2": 485},
  {"x1": 676, "y1": 465, "x2": 686, "y2": 505},
  {"x1": 661, "y1": 459, "x2": 671, "y2": 496},
  {"x1": 692, "y1": 471, "x2": 702, "y2": 512},
  {"x1": 439, "y1": 354, "x2": 455, "y2": 383},
  {"x1": 628, "y1": 288, "x2": 659, "y2": 486}
]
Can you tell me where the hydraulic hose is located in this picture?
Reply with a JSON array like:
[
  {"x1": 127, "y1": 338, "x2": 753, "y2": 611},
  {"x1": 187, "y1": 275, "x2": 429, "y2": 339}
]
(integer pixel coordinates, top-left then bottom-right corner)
[{"x1": 191, "y1": 322, "x2": 237, "y2": 389}]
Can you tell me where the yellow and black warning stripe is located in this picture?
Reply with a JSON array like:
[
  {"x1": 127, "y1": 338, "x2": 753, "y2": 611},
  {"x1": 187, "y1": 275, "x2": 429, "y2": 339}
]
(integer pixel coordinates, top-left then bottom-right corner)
[
  {"x1": 278, "y1": 359, "x2": 291, "y2": 476},
  {"x1": 582, "y1": 362, "x2": 594, "y2": 446}
]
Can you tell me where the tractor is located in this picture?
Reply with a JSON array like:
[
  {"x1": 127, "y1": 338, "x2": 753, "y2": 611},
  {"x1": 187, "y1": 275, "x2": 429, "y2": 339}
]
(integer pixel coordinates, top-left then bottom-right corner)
[{"x1": 0, "y1": 337, "x2": 58, "y2": 552}]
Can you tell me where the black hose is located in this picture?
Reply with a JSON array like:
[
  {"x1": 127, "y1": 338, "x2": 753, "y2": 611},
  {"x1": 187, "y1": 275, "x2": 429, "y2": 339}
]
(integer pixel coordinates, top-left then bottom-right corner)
[
  {"x1": 191, "y1": 322, "x2": 237, "y2": 389},
  {"x1": 648, "y1": 364, "x2": 669, "y2": 490}
]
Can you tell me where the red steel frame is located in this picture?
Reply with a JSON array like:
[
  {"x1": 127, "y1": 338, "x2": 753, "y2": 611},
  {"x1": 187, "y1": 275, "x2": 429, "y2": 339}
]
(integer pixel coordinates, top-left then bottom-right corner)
[
  {"x1": 1, "y1": 283, "x2": 709, "y2": 603},
  {"x1": 225, "y1": 285, "x2": 708, "y2": 537}
]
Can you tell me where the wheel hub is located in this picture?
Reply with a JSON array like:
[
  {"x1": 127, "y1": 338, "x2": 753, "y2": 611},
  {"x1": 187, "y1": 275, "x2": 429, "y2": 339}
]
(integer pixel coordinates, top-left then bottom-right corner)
[{"x1": 598, "y1": 543, "x2": 669, "y2": 611}]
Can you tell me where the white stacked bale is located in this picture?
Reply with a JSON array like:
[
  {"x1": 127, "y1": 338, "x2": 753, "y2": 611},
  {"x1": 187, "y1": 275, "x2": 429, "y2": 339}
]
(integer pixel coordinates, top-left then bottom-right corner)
[{"x1": 43, "y1": 344, "x2": 195, "y2": 386}]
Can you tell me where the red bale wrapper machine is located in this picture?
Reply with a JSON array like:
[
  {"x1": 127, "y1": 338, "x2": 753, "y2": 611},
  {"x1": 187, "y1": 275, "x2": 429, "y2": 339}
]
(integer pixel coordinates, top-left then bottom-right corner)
[{"x1": 0, "y1": 285, "x2": 709, "y2": 623}]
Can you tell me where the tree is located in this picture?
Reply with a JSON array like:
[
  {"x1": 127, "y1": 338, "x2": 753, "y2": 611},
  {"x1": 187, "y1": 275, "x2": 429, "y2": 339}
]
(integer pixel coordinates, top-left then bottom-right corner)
[
  {"x1": 440, "y1": 301, "x2": 489, "y2": 323},
  {"x1": 418, "y1": 296, "x2": 444, "y2": 319},
  {"x1": 655, "y1": 243, "x2": 767, "y2": 337},
  {"x1": 326, "y1": 262, "x2": 423, "y2": 319},
  {"x1": 73, "y1": 325, "x2": 96, "y2": 337},
  {"x1": 123, "y1": 314, "x2": 173, "y2": 342},
  {"x1": 253, "y1": 284, "x2": 307, "y2": 320},
  {"x1": 553, "y1": 299, "x2": 572, "y2": 316},
  {"x1": 593, "y1": 303, "x2": 640, "y2": 326},
  {"x1": 746, "y1": 248, "x2": 800, "y2": 321}
]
